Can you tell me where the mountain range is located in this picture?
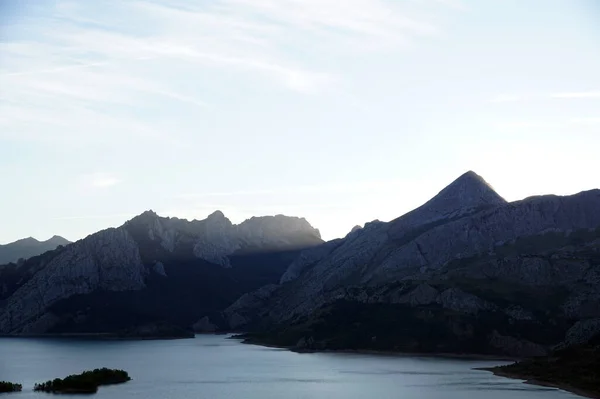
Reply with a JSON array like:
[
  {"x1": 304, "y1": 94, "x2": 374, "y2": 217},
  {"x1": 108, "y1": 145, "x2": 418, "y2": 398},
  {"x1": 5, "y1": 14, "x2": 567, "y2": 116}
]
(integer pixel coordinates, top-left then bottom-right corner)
[
  {"x1": 0, "y1": 236, "x2": 70, "y2": 265},
  {"x1": 1, "y1": 170, "x2": 599, "y2": 359},
  {"x1": 0, "y1": 211, "x2": 323, "y2": 336},
  {"x1": 222, "y1": 171, "x2": 600, "y2": 357}
]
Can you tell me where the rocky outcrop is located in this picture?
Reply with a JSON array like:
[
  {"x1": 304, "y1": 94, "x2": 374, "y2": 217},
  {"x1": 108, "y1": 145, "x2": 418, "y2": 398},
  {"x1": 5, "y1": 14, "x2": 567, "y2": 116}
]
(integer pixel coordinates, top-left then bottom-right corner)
[
  {"x1": 151, "y1": 261, "x2": 167, "y2": 277},
  {"x1": 489, "y1": 330, "x2": 548, "y2": 357},
  {"x1": 436, "y1": 288, "x2": 497, "y2": 314},
  {"x1": 280, "y1": 240, "x2": 342, "y2": 283},
  {"x1": 225, "y1": 284, "x2": 279, "y2": 329},
  {"x1": 391, "y1": 283, "x2": 439, "y2": 306},
  {"x1": 563, "y1": 318, "x2": 600, "y2": 347},
  {"x1": 18, "y1": 312, "x2": 60, "y2": 335}
]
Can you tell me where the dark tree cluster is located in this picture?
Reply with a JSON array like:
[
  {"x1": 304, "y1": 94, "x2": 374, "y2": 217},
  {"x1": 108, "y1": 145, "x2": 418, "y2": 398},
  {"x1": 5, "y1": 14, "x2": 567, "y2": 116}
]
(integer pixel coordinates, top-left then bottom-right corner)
[
  {"x1": 34, "y1": 368, "x2": 131, "y2": 394},
  {"x1": 0, "y1": 381, "x2": 22, "y2": 393}
]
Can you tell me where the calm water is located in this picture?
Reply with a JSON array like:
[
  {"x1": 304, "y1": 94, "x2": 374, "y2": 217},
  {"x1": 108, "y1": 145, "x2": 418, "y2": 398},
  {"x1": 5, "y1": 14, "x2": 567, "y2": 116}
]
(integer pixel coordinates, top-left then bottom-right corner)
[{"x1": 0, "y1": 335, "x2": 580, "y2": 399}]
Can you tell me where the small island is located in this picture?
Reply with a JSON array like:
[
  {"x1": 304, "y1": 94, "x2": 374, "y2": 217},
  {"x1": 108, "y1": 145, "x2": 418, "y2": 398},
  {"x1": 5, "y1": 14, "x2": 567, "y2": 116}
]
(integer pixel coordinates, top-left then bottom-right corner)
[
  {"x1": 0, "y1": 381, "x2": 22, "y2": 393},
  {"x1": 34, "y1": 368, "x2": 131, "y2": 394}
]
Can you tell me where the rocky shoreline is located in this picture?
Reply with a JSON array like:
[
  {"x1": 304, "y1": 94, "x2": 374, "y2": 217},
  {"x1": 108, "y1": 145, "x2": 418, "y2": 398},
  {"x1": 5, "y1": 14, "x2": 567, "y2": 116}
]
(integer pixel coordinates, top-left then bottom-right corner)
[
  {"x1": 233, "y1": 334, "x2": 518, "y2": 360},
  {"x1": 479, "y1": 368, "x2": 599, "y2": 399},
  {"x1": 234, "y1": 334, "x2": 598, "y2": 399}
]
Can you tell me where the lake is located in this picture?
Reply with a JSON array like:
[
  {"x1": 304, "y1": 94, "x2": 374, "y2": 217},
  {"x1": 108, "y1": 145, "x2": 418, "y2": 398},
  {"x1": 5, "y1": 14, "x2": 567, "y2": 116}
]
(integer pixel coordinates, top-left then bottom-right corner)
[{"x1": 0, "y1": 334, "x2": 581, "y2": 398}]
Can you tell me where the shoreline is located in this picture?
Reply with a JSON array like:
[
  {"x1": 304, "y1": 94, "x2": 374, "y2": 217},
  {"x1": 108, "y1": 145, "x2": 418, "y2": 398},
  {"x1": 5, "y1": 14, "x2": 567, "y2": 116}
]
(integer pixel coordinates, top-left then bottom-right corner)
[
  {"x1": 234, "y1": 336, "x2": 518, "y2": 361},
  {"x1": 0, "y1": 333, "x2": 194, "y2": 341},
  {"x1": 236, "y1": 336, "x2": 597, "y2": 399},
  {"x1": 476, "y1": 368, "x2": 599, "y2": 399}
]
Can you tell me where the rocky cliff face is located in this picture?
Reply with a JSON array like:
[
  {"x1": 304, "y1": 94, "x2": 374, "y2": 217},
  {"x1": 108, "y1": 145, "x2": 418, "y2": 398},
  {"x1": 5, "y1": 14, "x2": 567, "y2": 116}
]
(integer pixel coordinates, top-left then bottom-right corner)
[
  {"x1": 0, "y1": 228, "x2": 145, "y2": 333},
  {"x1": 125, "y1": 210, "x2": 321, "y2": 267},
  {"x1": 0, "y1": 211, "x2": 322, "y2": 335},
  {"x1": 225, "y1": 171, "x2": 600, "y2": 356}
]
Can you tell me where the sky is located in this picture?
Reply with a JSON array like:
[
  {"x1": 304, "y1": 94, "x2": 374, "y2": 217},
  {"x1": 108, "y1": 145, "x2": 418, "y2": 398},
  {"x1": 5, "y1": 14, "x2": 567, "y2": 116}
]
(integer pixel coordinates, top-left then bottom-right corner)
[{"x1": 1, "y1": 0, "x2": 599, "y2": 244}]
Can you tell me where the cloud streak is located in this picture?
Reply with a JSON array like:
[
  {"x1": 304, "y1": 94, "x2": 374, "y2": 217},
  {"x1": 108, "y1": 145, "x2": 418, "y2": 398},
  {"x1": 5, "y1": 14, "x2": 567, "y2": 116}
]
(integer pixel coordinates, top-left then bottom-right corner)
[
  {"x1": 550, "y1": 91, "x2": 600, "y2": 99},
  {"x1": 0, "y1": 0, "x2": 450, "y2": 151},
  {"x1": 176, "y1": 178, "x2": 410, "y2": 200},
  {"x1": 491, "y1": 90, "x2": 600, "y2": 103},
  {"x1": 86, "y1": 173, "x2": 121, "y2": 188}
]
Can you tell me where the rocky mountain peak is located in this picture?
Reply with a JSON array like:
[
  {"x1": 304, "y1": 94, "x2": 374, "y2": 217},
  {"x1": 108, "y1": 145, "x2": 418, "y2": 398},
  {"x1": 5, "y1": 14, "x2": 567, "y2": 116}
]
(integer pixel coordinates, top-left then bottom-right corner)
[
  {"x1": 12, "y1": 237, "x2": 40, "y2": 245},
  {"x1": 433, "y1": 170, "x2": 505, "y2": 210},
  {"x1": 204, "y1": 210, "x2": 233, "y2": 229},
  {"x1": 239, "y1": 215, "x2": 321, "y2": 239},
  {"x1": 207, "y1": 210, "x2": 226, "y2": 220},
  {"x1": 46, "y1": 235, "x2": 70, "y2": 245},
  {"x1": 128, "y1": 210, "x2": 159, "y2": 225},
  {"x1": 389, "y1": 171, "x2": 506, "y2": 236}
]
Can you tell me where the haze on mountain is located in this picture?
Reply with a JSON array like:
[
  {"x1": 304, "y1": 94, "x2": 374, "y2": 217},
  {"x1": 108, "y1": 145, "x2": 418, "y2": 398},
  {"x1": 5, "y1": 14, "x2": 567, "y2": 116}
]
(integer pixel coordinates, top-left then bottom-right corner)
[{"x1": 0, "y1": 235, "x2": 70, "y2": 265}]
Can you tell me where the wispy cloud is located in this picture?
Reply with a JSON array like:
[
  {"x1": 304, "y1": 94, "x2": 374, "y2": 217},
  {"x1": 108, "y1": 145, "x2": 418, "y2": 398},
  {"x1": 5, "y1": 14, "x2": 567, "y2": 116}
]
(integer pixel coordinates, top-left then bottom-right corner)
[
  {"x1": 571, "y1": 117, "x2": 600, "y2": 125},
  {"x1": 176, "y1": 178, "x2": 408, "y2": 200},
  {"x1": 0, "y1": 0, "x2": 452, "y2": 151},
  {"x1": 490, "y1": 94, "x2": 530, "y2": 103},
  {"x1": 86, "y1": 173, "x2": 121, "y2": 188},
  {"x1": 491, "y1": 90, "x2": 600, "y2": 103},
  {"x1": 550, "y1": 91, "x2": 600, "y2": 99}
]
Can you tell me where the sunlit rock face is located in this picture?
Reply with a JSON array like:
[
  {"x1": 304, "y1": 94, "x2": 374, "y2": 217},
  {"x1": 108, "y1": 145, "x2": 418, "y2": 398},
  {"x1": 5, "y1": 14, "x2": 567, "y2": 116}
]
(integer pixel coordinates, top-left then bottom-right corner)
[{"x1": 0, "y1": 209, "x2": 323, "y2": 334}]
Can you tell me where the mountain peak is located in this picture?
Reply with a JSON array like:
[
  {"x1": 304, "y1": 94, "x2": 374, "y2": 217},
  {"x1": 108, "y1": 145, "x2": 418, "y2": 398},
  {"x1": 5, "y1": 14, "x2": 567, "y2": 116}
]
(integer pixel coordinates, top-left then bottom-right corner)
[
  {"x1": 207, "y1": 210, "x2": 226, "y2": 220},
  {"x1": 46, "y1": 235, "x2": 70, "y2": 244},
  {"x1": 435, "y1": 170, "x2": 505, "y2": 210},
  {"x1": 128, "y1": 210, "x2": 159, "y2": 224},
  {"x1": 16, "y1": 237, "x2": 40, "y2": 245},
  {"x1": 388, "y1": 171, "x2": 506, "y2": 237}
]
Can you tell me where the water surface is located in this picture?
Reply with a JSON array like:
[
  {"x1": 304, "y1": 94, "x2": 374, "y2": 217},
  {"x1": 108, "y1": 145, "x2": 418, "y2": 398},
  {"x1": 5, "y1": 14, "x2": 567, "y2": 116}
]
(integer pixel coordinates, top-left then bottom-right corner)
[{"x1": 0, "y1": 335, "x2": 581, "y2": 398}]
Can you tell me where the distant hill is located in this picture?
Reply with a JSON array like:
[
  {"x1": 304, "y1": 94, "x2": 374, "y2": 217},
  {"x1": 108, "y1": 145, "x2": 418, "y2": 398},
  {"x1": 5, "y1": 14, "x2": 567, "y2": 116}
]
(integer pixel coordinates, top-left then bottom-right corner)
[{"x1": 0, "y1": 235, "x2": 70, "y2": 265}]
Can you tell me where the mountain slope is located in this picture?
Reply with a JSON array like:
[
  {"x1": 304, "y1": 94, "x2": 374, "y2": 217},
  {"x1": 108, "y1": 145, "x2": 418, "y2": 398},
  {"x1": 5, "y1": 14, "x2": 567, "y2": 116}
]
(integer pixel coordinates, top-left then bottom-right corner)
[
  {"x1": 0, "y1": 235, "x2": 70, "y2": 265},
  {"x1": 0, "y1": 211, "x2": 322, "y2": 335},
  {"x1": 225, "y1": 172, "x2": 600, "y2": 357}
]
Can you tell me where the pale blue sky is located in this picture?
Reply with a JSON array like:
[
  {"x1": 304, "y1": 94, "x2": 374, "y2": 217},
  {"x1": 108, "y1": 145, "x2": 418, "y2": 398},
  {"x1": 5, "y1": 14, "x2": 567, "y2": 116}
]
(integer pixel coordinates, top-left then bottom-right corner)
[{"x1": 1, "y1": 0, "x2": 599, "y2": 244}]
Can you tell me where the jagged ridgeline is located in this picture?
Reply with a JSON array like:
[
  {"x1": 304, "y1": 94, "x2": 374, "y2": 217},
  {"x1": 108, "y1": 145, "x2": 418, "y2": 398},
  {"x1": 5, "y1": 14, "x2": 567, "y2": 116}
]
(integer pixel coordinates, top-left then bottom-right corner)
[
  {"x1": 0, "y1": 211, "x2": 323, "y2": 335},
  {"x1": 224, "y1": 171, "x2": 600, "y2": 357}
]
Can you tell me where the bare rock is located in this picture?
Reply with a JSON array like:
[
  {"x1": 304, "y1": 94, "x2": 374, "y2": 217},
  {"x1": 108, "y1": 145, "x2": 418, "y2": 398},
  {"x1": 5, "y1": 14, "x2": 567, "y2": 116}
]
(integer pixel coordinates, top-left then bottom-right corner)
[
  {"x1": 563, "y1": 318, "x2": 600, "y2": 346},
  {"x1": 489, "y1": 330, "x2": 549, "y2": 357},
  {"x1": 436, "y1": 288, "x2": 496, "y2": 314},
  {"x1": 193, "y1": 316, "x2": 218, "y2": 333},
  {"x1": 392, "y1": 283, "x2": 439, "y2": 306}
]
